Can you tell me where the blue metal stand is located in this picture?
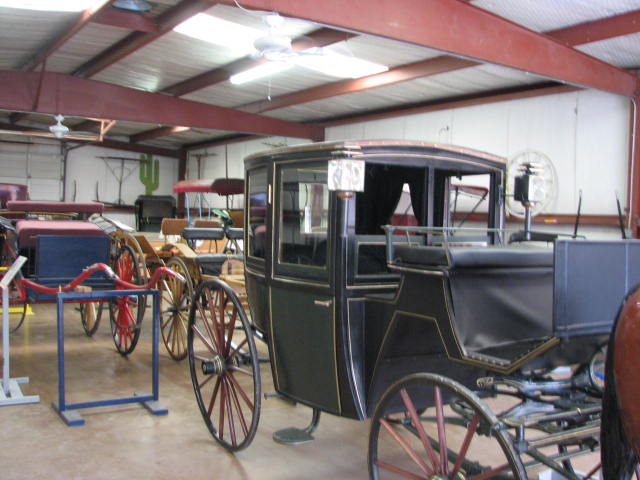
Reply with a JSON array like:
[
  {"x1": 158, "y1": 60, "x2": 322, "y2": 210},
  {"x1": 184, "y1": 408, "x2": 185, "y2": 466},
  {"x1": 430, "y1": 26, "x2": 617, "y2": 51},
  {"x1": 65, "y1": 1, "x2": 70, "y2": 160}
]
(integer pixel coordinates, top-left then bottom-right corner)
[{"x1": 52, "y1": 289, "x2": 167, "y2": 426}]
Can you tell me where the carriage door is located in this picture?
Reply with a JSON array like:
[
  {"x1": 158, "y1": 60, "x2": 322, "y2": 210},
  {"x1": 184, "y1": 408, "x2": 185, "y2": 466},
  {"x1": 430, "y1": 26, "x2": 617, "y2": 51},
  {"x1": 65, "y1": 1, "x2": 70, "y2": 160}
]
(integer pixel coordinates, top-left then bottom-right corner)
[{"x1": 269, "y1": 161, "x2": 340, "y2": 414}]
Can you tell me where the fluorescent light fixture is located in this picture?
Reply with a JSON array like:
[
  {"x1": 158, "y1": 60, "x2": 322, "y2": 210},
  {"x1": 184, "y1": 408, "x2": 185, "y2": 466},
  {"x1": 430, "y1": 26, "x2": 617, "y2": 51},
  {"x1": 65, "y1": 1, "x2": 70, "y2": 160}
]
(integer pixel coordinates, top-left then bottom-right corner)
[
  {"x1": 295, "y1": 53, "x2": 388, "y2": 79},
  {"x1": 0, "y1": 0, "x2": 101, "y2": 11},
  {"x1": 174, "y1": 13, "x2": 261, "y2": 56},
  {"x1": 230, "y1": 61, "x2": 293, "y2": 85}
]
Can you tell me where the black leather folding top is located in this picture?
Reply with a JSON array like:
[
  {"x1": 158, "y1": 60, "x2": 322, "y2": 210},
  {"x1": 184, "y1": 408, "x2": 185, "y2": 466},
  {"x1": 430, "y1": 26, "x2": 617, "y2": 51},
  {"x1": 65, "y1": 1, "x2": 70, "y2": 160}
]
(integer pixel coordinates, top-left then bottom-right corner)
[
  {"x1": 181, "y1": 227, "x2": 225, "y2": 241},
  {"x1": 394, "y1": 245, "x2": 553, "y2": 268}
]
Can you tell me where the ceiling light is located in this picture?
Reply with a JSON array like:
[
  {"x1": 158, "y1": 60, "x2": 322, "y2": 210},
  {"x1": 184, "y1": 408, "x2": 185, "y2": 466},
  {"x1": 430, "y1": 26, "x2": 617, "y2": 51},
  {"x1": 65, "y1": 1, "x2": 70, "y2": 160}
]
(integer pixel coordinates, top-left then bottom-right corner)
[
  {"x1": 229, "y1": 62, "x2": 293, "y2": 85},
  {"x1": 295, "y1": 53, "x2": 388, "y2": 79},
  {"x1": 174, "y1": 13, "x2": 261, "y2": 56},
  {"x1": 0, "y1": 0, "x2": 102, "y2": 11},
  {"x1": 112, "y1": 0, "x2": 152, "y2": 12}
]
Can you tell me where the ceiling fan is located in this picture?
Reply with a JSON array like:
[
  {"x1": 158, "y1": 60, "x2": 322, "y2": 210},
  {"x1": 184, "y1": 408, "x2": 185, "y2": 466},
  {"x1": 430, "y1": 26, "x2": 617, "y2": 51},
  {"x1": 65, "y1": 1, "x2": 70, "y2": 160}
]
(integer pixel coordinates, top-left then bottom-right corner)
[
  {"x1": 0, "y1": 114, "x2": 116, "y2": 141},
  {"x1": 250, "y1": 13, "x2": 323, "y2": 61}
]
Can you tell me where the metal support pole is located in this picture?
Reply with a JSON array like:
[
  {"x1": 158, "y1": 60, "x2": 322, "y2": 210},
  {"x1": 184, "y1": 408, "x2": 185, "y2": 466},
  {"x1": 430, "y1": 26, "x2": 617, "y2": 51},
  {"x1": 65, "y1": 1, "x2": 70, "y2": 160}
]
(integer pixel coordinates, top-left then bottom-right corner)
[{"x1": 0, "y1": 256, "x2": 39, "y2": 406}]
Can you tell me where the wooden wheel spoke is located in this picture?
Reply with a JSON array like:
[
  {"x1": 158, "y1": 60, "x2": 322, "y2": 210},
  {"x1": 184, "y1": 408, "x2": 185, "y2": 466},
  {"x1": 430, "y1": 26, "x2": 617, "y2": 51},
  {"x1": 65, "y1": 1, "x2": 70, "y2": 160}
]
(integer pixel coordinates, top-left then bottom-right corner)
[
  {"x1": 450, "y1": 414, "x2": 480, "y2": 478},
  {"x1": 227, "y1": 370, "x2": 255, "y2": 410},
  {"x1": 206, "y1": 377, "x2": 222, "y2": 417},
  {"x1": 434, "y1": 386, "x2": 448, "y2": 475},
  {"x1": 197, "y1": 299, "x2": 221, "y2": 352},
  {"x1": 223, "y1": 379, "x2": 237, "y2": 447},
  {"x1": 379, "y1": 418, "x2": 432, "y2": 477},
  {"x1": 223, "y1": 313, "x2": 237, "y2": 357},
  {"x1": 466, "y1": 462, "x2": 511, "y2": 480},
  {"x1": 226, "y1": 377, "x2": 250, "y2": 436},
  {"x1": 400, "y1": 388, "x2": 438, "y2": 475},
  {"x1": 374, "y1": 460, "x2": 427, "y2": 480},
  {"x1": 192, "y1": 324, "x2": 218, "y2": 354},
  {"x1": 227, "y1": 365, "x2": 253, "y2": 377}
]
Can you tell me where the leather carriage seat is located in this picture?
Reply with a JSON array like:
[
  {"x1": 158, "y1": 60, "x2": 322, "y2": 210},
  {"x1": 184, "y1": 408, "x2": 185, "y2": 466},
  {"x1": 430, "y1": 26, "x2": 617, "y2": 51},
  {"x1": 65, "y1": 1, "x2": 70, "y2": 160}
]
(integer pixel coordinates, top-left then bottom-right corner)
[
  {"x1": 181, "y1": 227, "x2": 225, "y2": 241},
  {"x1": 393, "y1": 244, "x2": 553, "y2": 269},
  {"x1": 393, "y1": 244, "x2": 554, "y2": 352},
  {"x1": 16, "y1": 220, "x2": 107, "y2": 248}
]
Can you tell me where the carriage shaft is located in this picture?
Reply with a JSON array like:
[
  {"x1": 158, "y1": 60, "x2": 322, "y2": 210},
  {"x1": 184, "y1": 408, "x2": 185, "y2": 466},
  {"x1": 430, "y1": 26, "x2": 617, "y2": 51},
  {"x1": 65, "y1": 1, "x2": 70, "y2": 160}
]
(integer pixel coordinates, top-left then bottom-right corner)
[{"x1": 527, "y1": 422, "x2": 600, "y2": 448}]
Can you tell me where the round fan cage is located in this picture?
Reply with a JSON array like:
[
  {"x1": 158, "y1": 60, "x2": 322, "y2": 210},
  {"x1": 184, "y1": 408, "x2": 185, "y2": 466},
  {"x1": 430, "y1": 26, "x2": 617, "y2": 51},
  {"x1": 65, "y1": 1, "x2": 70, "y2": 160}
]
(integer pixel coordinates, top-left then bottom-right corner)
[{"x1": 506, "y1": 150, "x2": 558, "y2": 218}]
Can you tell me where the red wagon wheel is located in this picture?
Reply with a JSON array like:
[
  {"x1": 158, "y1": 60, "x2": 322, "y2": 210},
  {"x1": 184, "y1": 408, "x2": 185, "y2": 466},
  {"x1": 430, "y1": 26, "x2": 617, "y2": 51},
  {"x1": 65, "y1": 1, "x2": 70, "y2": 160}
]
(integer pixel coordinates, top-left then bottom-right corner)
[
  {"x1": 109, "y1": 244, "x2": 145, "y2": 355},
  {"x1": 369, "y1": 373, "x2": 525, "y2": 480},
  {"x1": 159, "y1": 256, "x2": 193, "y2": 361},
  {"x1": 188, "y1": 279, "x2": 260, "y2": 451}
]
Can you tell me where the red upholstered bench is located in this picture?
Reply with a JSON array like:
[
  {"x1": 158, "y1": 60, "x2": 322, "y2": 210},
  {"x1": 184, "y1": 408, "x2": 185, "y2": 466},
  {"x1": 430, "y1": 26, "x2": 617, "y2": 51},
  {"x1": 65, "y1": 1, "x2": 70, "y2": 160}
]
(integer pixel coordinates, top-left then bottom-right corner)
[
  {"x1": 16, "y1": 220, "x2": 107, "y2": 248},
  {"x1": 7, "y1": 200, "x2": 104, "y2": 215}
]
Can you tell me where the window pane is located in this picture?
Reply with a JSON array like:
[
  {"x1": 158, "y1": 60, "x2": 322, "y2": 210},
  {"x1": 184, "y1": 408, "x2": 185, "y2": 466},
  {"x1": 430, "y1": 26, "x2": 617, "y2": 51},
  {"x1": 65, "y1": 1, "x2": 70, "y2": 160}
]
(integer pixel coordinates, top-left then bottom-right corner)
[
  {"x1": 279, "y1": 165, "x2": 328, "y2": 267},
  {"x1": 248, "y1": 169, "x2": 268, "y2": 259}
]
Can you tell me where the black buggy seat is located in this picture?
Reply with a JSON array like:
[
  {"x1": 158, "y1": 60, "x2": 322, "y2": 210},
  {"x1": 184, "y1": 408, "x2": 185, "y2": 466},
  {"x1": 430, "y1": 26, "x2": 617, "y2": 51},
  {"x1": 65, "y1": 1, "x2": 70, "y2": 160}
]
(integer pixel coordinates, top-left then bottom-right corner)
[{"x1": 392, "y1": 243, "x2": 555, "y2": 371}]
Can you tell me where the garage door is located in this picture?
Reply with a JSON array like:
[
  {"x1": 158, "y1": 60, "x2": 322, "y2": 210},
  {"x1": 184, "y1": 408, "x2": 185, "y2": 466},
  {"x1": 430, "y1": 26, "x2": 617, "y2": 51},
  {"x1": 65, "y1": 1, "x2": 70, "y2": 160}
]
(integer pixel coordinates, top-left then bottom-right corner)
[{"x1": 0, "y1": 140, "x2": 63, "y2": 200}]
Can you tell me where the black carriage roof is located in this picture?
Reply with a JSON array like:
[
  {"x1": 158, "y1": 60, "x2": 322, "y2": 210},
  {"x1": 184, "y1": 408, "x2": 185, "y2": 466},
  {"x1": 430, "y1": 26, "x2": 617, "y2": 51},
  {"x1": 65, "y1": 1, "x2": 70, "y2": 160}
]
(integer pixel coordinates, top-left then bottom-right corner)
[{"x1": 244, "y1": 140, "x2": 506, "y2": 172}]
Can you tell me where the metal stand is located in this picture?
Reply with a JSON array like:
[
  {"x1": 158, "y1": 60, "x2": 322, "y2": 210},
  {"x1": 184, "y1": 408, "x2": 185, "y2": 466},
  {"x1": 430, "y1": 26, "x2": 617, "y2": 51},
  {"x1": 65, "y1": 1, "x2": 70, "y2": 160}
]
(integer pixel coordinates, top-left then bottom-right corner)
[
  {"x1": 52, "y1": 288, "x2": 167, "y2": 426},
  {"x1": 0, "y1": 256, "x2": 40, "y2": 406},
  {"x1": 273, "y1": 407, "x2": 321, "y2": 445}
]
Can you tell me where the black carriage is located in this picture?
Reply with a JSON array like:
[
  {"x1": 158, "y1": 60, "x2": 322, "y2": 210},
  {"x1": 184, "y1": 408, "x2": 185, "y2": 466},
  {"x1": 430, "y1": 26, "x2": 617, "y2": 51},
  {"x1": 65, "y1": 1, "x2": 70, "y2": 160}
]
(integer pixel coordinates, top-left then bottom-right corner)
[{"x1": 188, "y1": 140, "x2": 637, "y2": 478}]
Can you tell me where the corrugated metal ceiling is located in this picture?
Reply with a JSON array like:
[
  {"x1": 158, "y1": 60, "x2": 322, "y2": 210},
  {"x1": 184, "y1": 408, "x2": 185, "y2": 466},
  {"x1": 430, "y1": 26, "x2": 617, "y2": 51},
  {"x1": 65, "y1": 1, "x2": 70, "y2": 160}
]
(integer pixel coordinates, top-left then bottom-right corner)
[{"x1": 0, "y1": 0, "x2": 637, "y2": 152}]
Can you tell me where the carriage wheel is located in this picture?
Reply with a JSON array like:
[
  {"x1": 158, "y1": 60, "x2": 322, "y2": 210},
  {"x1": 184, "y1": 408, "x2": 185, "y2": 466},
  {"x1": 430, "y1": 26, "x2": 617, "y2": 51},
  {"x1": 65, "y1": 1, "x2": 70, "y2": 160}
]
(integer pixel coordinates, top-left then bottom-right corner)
[
  {"x1": 160, "y1": 257, "x2": 194, "y2": 361},
  {"x1": 369, "y1": 373, "x2": 525, "y2": 480},
  {"x1": 8, "y1": 301, "x2": 28, "y2": 334},
  {"x1": 188, "y1": 279, "x2": 261, "y2": 451},
  {"x1": 80, "y1": 302, "x2": 103, "y2": 337},
  {"x1": 109, "y1": 244, "x2": 145, "y2": 355}
]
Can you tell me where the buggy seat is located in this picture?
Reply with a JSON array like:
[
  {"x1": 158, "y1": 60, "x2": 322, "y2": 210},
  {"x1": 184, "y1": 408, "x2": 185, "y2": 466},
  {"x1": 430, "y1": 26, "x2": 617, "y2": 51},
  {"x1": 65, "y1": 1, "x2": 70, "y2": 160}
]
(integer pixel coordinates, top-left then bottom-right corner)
[
  {"x1": 393, "y1": 244, "x2": 554, "y2": 355},
  {"x1": 16, "y1": 220, "x2": 107, "y2": 248}
]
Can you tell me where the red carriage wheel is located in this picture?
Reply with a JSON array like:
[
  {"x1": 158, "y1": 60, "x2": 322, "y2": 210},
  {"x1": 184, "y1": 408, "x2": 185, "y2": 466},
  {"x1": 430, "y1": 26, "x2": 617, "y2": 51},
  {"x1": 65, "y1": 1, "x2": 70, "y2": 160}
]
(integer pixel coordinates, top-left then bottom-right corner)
[
  {"x1": 109, "y1": 244, "x2": 145, "y2": 355},
  {"x1": 159, "y1": 256, "x2": 193, "y2": 361},
  {"x1": 369, "y1": 373, "x2": 525, "y2": 480},
  {"x1": 188, "y1": 279, "x2": 260, "y2": 451}
]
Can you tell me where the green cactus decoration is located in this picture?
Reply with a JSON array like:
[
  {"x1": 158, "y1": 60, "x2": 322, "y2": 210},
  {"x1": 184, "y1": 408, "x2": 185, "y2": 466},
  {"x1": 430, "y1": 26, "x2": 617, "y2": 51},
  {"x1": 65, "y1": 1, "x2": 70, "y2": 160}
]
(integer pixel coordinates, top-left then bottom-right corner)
[{"x1": 139, "y1": 154, "x2": 159, "y2": 195}]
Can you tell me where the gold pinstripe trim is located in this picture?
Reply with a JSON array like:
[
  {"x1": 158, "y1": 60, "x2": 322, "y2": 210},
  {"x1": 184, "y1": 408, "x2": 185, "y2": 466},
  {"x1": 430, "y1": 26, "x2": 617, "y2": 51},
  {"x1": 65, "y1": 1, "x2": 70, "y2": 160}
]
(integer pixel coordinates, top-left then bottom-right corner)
[{"x1": 267, "y1": 288, "x2": 280, "y2": 390}]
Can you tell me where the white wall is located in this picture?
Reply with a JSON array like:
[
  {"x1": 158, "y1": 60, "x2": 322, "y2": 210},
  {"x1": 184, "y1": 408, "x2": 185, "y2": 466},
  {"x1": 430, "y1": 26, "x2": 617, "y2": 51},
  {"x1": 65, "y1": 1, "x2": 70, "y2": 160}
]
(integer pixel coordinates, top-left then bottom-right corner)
[
  {"x1": 65, "y1": 145, "x2": 178, "y2": 205},
  {"x1": 326, "y1": 90, "x2": 631, "y2": 216}
]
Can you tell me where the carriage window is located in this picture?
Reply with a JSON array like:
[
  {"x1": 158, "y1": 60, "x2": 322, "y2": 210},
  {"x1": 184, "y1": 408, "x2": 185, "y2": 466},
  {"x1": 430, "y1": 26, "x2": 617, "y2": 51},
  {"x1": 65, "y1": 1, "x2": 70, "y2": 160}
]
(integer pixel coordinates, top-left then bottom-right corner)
[
  {"x1": 278, "y1": 165, "x2": 328, "y2": 267},
  {"x1": 247, "y1": 168, "x2": 268, "y2": 259},
  {"x1": 443, "y1": 173, "x2": 492, "y2": 245}
]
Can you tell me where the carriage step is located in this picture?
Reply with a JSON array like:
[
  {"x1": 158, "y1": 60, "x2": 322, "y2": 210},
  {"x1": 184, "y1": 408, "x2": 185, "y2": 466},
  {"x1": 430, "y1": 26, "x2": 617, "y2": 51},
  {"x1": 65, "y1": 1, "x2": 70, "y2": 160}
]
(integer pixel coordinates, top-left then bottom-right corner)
[
  {"x1": 527, "y1": 421, "x2": 600, "y2": 448},
  {"x1": 466, "y1": 351, "x2": 510, "y2": 367}
]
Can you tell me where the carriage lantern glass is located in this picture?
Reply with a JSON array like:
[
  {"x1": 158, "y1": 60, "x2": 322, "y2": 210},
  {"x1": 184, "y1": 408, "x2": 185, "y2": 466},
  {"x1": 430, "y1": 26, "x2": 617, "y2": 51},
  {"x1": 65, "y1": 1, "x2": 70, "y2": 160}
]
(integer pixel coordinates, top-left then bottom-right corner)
[{"x1": 327, "y1": 157, "x2": 365, "y2": 199}]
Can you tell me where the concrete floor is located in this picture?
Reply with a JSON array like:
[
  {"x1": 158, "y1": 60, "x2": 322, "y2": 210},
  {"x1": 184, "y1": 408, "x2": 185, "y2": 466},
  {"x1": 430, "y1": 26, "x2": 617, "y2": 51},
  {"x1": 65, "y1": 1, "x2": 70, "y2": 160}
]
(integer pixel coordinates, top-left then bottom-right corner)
[{"x1": 1, "y1": 303, "x2": 370, "y2": 480}]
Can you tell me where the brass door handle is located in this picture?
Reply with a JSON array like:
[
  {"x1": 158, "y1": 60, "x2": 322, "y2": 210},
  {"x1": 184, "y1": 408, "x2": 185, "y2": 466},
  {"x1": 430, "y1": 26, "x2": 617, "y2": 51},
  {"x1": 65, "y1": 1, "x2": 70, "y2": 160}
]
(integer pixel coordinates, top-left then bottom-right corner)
[{"x1": 314, "y1": 299, "x2": 333, "y2": 308}]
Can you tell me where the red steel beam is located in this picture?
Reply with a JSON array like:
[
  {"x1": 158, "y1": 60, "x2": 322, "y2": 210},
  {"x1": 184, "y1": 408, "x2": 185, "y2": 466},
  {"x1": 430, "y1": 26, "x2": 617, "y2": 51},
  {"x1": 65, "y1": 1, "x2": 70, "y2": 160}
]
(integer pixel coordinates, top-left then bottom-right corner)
[
  {"x1": 241, "y1": 56, "x2": 479, "y2": 114},
  {"x1": 548, "y1": 9, "x2": 640, "y2": 46},
  {"x1": 130, "y1": 125, "x2": 190, "y2": 143},
  {"x1": 321, "y1": 84, "x2": 581, "y2": 128},
  {"x1": 0, "y1": 70, "x2": 322, "y2": 140},
  {"x1": 0, "y1": 122, "x2": 181, "y2": 157},
  {"x1": 216, "y1": 0, "x2": 639, "y2": 97},
  {"x1": 162, "y1": 28, "x2": 355, "y2": 96},
  {"x1": 73, "y1": 0, "x2": 215, "y2": 78},
  {"x1": 21, "y1": 0, "x2": 115, "y2": 71},
  {"x1": 91, "y1": 9, "x2": 159, "y2": 33}
]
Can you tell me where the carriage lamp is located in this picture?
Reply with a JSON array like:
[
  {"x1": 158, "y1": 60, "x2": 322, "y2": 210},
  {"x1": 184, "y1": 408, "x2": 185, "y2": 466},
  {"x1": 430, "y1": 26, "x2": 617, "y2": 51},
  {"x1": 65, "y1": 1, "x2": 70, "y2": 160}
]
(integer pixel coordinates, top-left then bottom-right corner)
[
  {"x1": 328, "y1": 154, "x2": 365, "y2": 199},
  {"x1": 514, "y1": 162, "x2": 545, "y2": 206},
  {"x1": 514, "y1": 162, "x2": 545, "y2": 240}
]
